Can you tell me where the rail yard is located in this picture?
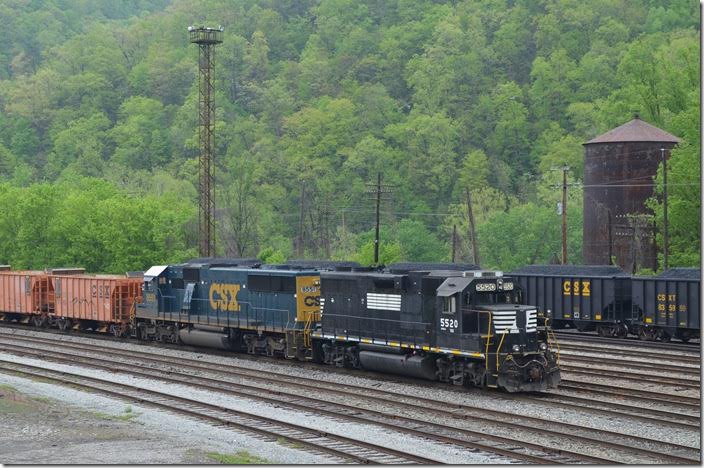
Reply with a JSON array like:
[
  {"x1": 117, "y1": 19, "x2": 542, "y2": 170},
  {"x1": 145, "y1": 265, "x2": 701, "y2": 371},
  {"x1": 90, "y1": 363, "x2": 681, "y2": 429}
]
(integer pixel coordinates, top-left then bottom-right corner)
[{"x1": 0, "y1": 324, "x2": 700, "y2": 464}]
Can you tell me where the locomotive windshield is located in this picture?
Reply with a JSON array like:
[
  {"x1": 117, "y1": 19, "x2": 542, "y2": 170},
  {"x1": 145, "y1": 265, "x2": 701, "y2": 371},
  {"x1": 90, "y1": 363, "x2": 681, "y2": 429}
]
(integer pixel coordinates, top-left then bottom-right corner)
[{"x1": 467, "y1": 291, "x2": 518, "y2": 306}]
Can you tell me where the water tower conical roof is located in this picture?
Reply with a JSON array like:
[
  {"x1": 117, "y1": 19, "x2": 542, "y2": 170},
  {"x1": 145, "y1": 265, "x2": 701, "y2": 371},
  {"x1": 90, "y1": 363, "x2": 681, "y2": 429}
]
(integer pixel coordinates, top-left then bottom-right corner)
[{"x1": 584, "y1": 115, "x2": 681, "y2": 145}]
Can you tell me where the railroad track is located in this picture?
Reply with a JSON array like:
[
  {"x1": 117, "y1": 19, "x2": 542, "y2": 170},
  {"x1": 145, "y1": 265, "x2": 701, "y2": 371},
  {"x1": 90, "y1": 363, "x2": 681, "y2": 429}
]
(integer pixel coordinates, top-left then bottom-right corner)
[
  {"x1": 1, "y1": 328, "x2": 699, "y2": 424},
  {"x1": 0, "y1": 359, "x2": 441, "y2": 465},
  {"x1": 0, "y1": 332, "x2": 700, "y2": 464},
  {"x1": 555, "y1": 342, "x2": 701, "y2": 365},
  {"x1": 559, "y1": 364, "x2": 700, "y2": 389},
  {"x1": 559, "y1": 353, "x2": 700, "y2": 376},
  {"x1": 553, "y1": 331, "x2": 700, "y2": 351}
]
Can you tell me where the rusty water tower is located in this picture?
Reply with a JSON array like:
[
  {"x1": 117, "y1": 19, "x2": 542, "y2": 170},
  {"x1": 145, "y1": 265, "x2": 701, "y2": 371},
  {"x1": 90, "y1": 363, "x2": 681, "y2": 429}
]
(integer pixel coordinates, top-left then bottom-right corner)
[{"x1": 582, "y1": 114, "x2": 680, "y2": 273}]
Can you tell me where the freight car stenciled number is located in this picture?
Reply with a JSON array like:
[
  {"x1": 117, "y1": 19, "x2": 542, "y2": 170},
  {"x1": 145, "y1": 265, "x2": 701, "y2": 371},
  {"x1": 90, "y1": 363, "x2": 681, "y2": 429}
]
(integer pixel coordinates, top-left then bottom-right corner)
[
  {"x1": 209, "y1": 283, "x2": 241, "y2": 311},
  {"x1": 562, "y1": 280, "x2": 591, "y2": 296}
]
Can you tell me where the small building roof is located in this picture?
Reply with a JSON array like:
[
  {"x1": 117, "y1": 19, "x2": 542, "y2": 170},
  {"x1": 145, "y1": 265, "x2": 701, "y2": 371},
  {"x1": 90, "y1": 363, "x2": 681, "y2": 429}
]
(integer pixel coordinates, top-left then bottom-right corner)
[{"x1": 584, "y1": 115, "x2": 681, "y2": 145}]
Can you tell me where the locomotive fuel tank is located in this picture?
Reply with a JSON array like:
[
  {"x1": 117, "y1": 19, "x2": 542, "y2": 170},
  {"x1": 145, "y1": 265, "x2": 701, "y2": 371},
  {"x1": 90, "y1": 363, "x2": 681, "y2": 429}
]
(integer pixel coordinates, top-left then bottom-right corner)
[
  {"x1": 358, "y1": 350, "x2": 437, "y2": 381},
  {"x1": 178, "y1": 328, "x2": 231, "y2": 349}
]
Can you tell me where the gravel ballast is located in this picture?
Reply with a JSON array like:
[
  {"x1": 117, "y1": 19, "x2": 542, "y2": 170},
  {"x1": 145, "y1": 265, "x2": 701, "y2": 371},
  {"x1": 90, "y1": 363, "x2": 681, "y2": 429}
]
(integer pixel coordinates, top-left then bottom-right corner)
[{"x1": 0, "y1": 327, "x2": 699, "y2": 463}]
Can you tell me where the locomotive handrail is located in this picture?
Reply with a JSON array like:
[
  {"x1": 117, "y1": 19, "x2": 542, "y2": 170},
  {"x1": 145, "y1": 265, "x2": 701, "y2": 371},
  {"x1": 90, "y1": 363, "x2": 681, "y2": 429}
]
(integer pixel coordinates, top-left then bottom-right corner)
[
  {"x1": 495, "y1": 329, "x2": 507, "y2": 374},
  {"x1": 481, "y1": 310, "x2": 492, "y2": 374},
  {"x1": 545, "y1": 317, "x2": 560, "y2": 365}
]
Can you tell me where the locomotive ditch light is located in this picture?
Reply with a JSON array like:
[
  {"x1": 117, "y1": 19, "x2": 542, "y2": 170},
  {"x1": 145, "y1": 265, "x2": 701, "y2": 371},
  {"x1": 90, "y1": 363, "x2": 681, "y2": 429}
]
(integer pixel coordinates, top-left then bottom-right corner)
[
  {"x1": 512, "y1": 344, "x2": 521, "y2": 353},
  {"x1": 539, "y1": 343, "x2": 548, "y2": 351}
]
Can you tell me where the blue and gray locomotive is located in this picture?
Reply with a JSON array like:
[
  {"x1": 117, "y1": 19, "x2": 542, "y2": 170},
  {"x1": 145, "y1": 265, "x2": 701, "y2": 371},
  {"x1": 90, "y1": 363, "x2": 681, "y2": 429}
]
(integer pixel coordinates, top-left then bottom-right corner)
[{"x1": 135, "y1": 260, "x2": 560, "y2": 392}]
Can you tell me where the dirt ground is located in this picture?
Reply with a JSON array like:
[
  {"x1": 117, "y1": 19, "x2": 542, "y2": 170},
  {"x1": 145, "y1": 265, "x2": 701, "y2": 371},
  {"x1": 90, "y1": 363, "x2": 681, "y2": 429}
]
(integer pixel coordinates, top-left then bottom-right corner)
[{"x1": 0, "y1": 383, "x2": 223, "y2": 464}]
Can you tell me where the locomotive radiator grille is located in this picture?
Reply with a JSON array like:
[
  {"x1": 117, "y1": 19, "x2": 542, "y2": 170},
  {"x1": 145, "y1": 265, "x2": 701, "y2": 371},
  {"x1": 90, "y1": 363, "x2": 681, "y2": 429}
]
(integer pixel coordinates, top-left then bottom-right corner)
[
  {"x1": 526, "y1": 309, "x2": 538, "y2": 333},
  {"x1": 366, "y1": 293, "x2": 402, "y2": 311}
]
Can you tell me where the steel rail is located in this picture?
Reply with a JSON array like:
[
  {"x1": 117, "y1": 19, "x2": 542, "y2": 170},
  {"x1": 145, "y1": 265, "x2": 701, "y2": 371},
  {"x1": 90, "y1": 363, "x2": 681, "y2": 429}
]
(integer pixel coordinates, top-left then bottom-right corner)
[
  {"x1": 0, "y1": 336, "x2": 699, "y2": 464},
  {"x1": 0, "y1": 341, "x2": 609, "y2": 464},
  {"x1": 0, "y1": 359, "x2": 441, "y2": 465}
]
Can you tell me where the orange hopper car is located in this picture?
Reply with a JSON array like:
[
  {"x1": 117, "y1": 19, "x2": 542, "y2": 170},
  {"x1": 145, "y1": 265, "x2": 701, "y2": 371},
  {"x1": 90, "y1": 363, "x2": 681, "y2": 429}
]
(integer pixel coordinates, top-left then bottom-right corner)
[
  {"x1": 51, "y1": 273, "x2": 143, "y2": 335},
  {"x1": 0, "y1": 269, "x2": 53, "y2": 326}
]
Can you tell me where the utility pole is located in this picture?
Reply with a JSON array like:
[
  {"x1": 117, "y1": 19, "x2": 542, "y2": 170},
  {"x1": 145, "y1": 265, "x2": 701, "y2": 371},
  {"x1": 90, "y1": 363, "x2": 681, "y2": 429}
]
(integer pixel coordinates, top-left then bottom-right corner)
[
  {"x1": 561, "y1": 166, "x2": 569, "y2": 264},
  {"x1": 451, "y1": 224, "x2": 457, "y2": 263},
  {"x1": 297, "y1": 182, "x2": 306, "y2": 257},
  {"x1": 661, "y1": 147, "x2": 669, "y2": 270},
  {"x1": 374, "y1": 172, "x2": 381, "y2": 264},
  {"x1": 465, "y1": 187, "x2": 480, "y2": 265},
  {"x1": 189, "y1": 25, "x2": 223, "y2": 257},
  {"x1": 366, "y1": 173, "x2": 393, "y2": 265}
]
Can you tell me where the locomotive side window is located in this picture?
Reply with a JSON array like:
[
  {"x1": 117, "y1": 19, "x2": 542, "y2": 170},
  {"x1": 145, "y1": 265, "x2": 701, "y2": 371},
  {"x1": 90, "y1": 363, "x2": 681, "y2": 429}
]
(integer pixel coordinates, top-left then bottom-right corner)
[{"x1": 442, "y1": 296, "x2": 456, "y2": 314}]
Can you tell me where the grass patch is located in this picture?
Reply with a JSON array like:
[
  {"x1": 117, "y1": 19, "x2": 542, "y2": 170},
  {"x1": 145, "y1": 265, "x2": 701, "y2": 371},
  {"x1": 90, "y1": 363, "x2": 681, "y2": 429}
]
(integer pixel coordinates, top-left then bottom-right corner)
[
  {"x1": 206, "y1": 450, "x2": 269, "y2": 464},
  {"x1": 90, "y1": 406, "x2": 141, "y2": 423},
  {"x1": 0, "y1": 383, "x2": 18, "y2": 392}
]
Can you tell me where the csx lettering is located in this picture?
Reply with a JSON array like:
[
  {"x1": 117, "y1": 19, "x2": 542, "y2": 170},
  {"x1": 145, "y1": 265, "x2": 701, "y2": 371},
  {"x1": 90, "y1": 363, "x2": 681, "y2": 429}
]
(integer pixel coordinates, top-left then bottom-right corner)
[
  {"x1": 303, "y1": 295, "x2": 321, "y2": 307},
  {"x1": 91, "y1": 285, "x2": 110, "y2": 298},
  {"x1": 562, "y1": 280, "x2": 591, "y2": 296},
  {"x1": 209, "y1": 283, "x2": 241, "y2": 312}
]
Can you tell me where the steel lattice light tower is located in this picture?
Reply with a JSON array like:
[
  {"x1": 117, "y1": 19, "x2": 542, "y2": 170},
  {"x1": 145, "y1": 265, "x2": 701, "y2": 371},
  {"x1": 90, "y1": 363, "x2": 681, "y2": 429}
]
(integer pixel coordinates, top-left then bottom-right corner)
[{"x1": 189, "y1": 25, "x2": 223, "y2": 257}]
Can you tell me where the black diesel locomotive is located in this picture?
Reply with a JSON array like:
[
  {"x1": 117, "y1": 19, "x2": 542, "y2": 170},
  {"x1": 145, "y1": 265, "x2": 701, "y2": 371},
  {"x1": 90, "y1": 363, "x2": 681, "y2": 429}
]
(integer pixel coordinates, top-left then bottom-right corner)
[
  {"x1": 511, "y1": 265, "x2": 700, "y2": 342},
  {"x1": 135, "y1": 260, "x2": 560, "y2": 392},
  {"x1": 315, "y1": 266, "x2": 560, "y2": 392}
]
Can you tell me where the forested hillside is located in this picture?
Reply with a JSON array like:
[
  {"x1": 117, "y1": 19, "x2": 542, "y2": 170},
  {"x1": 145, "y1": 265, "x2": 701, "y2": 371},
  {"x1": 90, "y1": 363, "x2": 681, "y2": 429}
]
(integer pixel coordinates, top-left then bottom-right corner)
[{"x1": 0, "y1": 0, "x2": 699, "y2": 272}]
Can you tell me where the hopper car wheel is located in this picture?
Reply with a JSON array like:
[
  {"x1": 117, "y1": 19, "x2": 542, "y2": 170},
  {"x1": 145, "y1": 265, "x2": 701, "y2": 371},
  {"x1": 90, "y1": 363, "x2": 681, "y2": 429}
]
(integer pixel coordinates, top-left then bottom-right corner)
[
  {"x1": 32, "y1": 315, "x2": 47, "y2": 328},
  {"x1": 57, "y1": 318, "x2": 70, "y2": 333}
]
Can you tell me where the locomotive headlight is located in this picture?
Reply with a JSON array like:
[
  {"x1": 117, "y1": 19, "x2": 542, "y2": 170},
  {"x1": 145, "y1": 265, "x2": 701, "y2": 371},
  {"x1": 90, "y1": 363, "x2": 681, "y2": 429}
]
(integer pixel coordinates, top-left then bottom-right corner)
[
  {"x1": 502, "y1": 282, "x2": 514, "y2": 291},
  {"x1": 476, "y1": 283, "x2": 497, "y2": 292},
  {"x1": 539, "y1": 342, "x2": 548, "y2": 351},
  {"x1": 512, "y1": 344, "x2": 521, "y2": 353}
]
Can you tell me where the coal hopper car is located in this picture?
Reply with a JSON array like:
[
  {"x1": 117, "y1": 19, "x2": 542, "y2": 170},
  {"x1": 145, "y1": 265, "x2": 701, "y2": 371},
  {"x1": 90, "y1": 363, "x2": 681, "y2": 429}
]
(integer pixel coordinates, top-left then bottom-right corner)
[
  {"x1": 631, "y1": 268, "x2": 700, "y2": 342},
  {"x1": 510, "y1": 265, "x2": 634, "y2": 337}
]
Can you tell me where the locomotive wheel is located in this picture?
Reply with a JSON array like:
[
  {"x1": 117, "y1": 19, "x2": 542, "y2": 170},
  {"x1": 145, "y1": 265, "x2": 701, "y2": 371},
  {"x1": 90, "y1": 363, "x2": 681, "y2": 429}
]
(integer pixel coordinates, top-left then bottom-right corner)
[
  {"x1": 680, "y1": 336, "x2": 690, "y2": 343},
  {"x1": 616, "y1": 325, "x2": 628, "y2": 338},
  {"x1": 659, "y1": 331, "x2": 671, "y2": 343}
]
